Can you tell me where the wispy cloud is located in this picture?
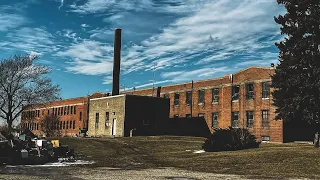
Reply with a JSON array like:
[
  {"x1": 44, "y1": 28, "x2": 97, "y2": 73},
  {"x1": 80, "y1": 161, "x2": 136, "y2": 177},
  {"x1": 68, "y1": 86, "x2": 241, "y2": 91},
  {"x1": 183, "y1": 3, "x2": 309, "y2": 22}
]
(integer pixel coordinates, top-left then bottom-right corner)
[
  {"x1": 58, "y1": 0, "x2": 64, "y2": 9},
  {"x1": 0, "y1": 9, "x2": 27, "y2": 31}
]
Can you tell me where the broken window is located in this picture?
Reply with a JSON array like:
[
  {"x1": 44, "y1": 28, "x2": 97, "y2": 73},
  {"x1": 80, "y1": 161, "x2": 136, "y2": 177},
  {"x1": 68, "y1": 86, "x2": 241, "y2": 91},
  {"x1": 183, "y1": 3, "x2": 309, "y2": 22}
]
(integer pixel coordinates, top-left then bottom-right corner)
[
  {"x1": 186, "y1": 91, "x2": 192, "y2": 105},
  {"x1": 105, "y1": 112, "x2": 110, "y2": 127},
  {"x1": 212, "y1": 88, "x2": 219, "y2": 103},
  {"x1": 262, "y1": 82, "x2": 270, "y2": 98},
  {"x1": 212, "y1": 112, "x2": 218, "y2": 128},
  {"x1": 174, "y1": 93, "x2": 180, "y2": 106},
  {"x1": 74, "y1": 106, "x2": 76, "y2": 114},
  {"x1": 246, "y1": 111, "x2": 254, "y2": 128},
  {"x1": 95, "y1": 113, "x2": 99, "y2": 128},
  {"x1": 231, "y1": 112, "x2": 239, "y2": 128},
  {"x1": 262, "y1": 110, "x2": 269, "y2": 128},
  {"x1": 246, "y1": 83, "x2": 254, "y2": 99},
  {"x1": 198, "y1": 89, "x2": 205, "y2": 104},
  {"x1": 232, "y1": 85, "x2": 240, "y2": 101}
]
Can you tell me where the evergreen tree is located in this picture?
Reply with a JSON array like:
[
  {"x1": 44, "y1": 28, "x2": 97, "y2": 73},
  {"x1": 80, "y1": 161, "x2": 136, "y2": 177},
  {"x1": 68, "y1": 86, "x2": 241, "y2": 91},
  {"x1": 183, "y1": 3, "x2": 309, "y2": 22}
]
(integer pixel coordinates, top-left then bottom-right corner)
[{"x1": 272, "y1": 0, "x2": 320, "y2": 130}]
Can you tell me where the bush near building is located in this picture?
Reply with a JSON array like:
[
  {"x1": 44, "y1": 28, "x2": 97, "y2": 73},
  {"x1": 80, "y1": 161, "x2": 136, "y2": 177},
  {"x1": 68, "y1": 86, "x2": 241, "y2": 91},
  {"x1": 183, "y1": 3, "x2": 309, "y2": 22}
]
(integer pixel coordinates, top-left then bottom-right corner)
[{"x1": 203, "y1": 127, "x2": 261, "y2": 152}]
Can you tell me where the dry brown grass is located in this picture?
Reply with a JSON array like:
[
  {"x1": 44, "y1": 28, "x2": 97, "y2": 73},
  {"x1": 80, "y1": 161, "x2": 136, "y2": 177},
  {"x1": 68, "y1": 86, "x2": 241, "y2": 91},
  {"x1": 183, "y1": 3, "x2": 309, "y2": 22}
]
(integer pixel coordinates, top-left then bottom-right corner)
[{"x1": 58, "y1": 136, "x2": 320, "y2": 179}]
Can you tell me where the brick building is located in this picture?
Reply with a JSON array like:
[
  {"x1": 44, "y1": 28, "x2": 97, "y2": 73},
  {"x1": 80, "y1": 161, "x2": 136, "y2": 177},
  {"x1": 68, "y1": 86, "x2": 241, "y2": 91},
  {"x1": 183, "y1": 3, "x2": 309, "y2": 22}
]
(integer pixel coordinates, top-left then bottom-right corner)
[
  {"x1": 125, "y1": 67, "x2": 283, "y2": 142},
  {"x1": 20, "y1": 92, "x2": 106, "y2": 136},
  {"x1": 20, "y1": 66, "x2": 283, "y2": 142}
]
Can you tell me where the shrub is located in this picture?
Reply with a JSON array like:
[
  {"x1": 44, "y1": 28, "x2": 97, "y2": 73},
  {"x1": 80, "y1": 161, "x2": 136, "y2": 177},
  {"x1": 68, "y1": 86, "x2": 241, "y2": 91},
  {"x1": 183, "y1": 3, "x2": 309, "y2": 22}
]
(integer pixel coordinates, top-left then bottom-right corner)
[{"x1": 203, "y1": 127, "x2": 261, "y2": 152}]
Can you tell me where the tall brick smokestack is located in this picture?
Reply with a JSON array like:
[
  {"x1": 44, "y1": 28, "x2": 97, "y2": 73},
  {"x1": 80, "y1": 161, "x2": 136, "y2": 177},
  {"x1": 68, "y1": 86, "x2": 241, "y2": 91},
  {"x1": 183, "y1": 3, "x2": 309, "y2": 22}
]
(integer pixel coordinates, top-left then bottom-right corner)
[{"x1": 112, "y1": 28, "x2": 122, "y2": 96}]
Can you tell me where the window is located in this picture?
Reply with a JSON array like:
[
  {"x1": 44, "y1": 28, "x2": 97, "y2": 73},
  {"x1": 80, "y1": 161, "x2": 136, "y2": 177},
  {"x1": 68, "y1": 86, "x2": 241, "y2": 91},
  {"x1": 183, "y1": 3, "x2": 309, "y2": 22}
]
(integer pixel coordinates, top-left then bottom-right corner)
[
  {"x1": 70, "y1": 106, "x2": 73, "y2": 114},
  {"x1": 186, "y1": 91, "x2": 192, "y2": 105},
  {"x1": 198, "y1": 113, "x2": 205, "y2": 117},
  {"x1": 163, "y1": 93, "x2": 169, "y2": 99},
  {"x1": 58, "y1": 108, "x2": 60, "y2": 115},
  {"x1": 174, "y1": 114, "x2": 179, "y2": 118},
  {"x1": 61, "y1": 107, "x2": 63, "y2": 115},
  {"x1": 212, "y1": 88, "x2": 219, "y2": 103},
  {"x1": 261, "y1": 136, "x2": 270, "y2": 142},
  {"x1": 231, "y1": 112, "x2": 239, "y2": 128},
  {"x1": 64, "y1": 106, "x2": 66, "y2": 115},
  {"x1": 262, "y1": 110, "x2": 269, "y2": 128},
  {"x1": 262, "y1": 82, "x2": 270, "y2": 99},
  {"x1": 67, "y1": 106, "x2": 69, "y2": 115},
  {"x1": 143, "y1": 119, "x2": 149, "y2": 125},
  {"x1": 105, "y1": 112, "x2": 110, "y2": 127},
  {"x1": 63, "y1": 121, "x2": 65, "y2": 129},
  {"x1": 55, "y1": 108, "x2": 57, "y2": 116},
  {"x1": 48, "y1": 109, "x2": 50, "y2": 115},
  {"x1": 60, "y1": 121, "x2": 62, "y2": 130},
  {"x1": 212, "y1": 112, "x2": 218, "y2": 128},
  {"x1": 95, "y1": 113, "x2": 99, "y2": 128},
  {"x1": 74, "y1": 106, "x2": 76, "y2": 114},
  {"x1": 174, "y1": 93, "x2": 180, "y2": 106},
  {"x1": 80, "y1": 112, "x2": 82, "y2": 121},
  {"x1": 186, "y1": 114, "x2": 192, "y2": 118},
  {"x1": 52, "y1": 108, "x2": 54, "y2": 115},
  {"x1": 232, "y1": 85, "x2": 240, "y2": 101},
  {"x1": 70, "y1": 120, "x2": 72, "y2": 129},
  {"x1": 246, "y1": 111, "x2": 254, "y2": 128},
  {"x1": 66, "y1": 121, "x2": 69, "y2": 129},
  {"x1": 73, "y1": 120, "x2": 76, "y2": 129},
  {"x1": 246, "y1": 83, "x2": 254, "y2": 99},
  {"x1": 198, "y1": 90, "x2": 205, "y2": 104}
]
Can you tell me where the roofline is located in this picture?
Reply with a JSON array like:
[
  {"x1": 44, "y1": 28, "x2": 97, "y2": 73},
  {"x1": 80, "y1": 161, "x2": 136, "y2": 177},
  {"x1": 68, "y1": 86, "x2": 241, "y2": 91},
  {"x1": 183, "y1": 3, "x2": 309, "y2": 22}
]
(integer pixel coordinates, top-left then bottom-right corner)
[
  {"x1": 125, "y1": 66, "x2": 273, "y2": 93},
  {"x1": 90, "y1": 94, "x2": 126, "y2": 101}
]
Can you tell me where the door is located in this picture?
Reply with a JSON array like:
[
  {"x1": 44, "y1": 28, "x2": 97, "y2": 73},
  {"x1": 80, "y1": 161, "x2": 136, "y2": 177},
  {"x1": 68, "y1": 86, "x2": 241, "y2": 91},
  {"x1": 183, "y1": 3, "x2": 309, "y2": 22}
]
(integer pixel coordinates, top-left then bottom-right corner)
[{"x1": 112, "y1": 118, "x2": 117, "y2": 136}]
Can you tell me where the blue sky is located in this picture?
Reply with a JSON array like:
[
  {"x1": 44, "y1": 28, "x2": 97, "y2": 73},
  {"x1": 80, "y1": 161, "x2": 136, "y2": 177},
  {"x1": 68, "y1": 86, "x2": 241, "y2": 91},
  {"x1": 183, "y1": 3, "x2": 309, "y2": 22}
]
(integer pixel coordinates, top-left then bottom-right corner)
[{"x1": 0, "y1": 0, "x2": 285, "y2": 99}]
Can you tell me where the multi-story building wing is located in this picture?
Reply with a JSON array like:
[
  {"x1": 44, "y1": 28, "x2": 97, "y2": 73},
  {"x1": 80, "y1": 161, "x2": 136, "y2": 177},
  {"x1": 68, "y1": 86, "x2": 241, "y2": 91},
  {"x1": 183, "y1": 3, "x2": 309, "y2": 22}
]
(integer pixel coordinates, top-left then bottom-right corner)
[
  {"x1": 21, "y1": 92, "x2": 106, "y2": 136},
  {"x1": 125, "y1": 67, "x2": 282, "y2": 142}
]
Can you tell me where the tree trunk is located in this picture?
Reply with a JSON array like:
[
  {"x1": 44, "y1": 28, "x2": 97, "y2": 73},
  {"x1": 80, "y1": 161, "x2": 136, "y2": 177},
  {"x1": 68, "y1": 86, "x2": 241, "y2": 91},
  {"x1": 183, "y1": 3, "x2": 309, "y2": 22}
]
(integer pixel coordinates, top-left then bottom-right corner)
[{"x1": 314, "y1": 132, "x2": 319, "y2": 148}]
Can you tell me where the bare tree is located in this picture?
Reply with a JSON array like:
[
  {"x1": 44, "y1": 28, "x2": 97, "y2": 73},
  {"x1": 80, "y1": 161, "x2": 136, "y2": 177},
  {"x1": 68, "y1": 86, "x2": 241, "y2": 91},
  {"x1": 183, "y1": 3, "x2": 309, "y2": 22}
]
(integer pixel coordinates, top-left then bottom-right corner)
[
  {"x1": 0, "y1": 55, "x2": 60, "y2": 131},
  {"x1": 40, "y1": 114, "x2": 61, "y2": 137}
]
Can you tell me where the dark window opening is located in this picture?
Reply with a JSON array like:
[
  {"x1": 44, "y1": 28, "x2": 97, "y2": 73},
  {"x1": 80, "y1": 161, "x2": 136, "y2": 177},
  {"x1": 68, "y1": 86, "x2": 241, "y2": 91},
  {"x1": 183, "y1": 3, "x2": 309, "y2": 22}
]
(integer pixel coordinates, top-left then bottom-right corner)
[
  {"x1": 246, "y1": 83, "x2": 254, "y2": 99},
  {"x1": 212, "y1": 112, "x2": 218, "y2": 128},
  {"x1": 186, "y1": 114, "x2": 192, "y2": 118},
  {"x1": 80, "y1": 112, "x2": 82, "y2": 121},
  {"x1": 174, "y1": 114, "x2": 179, "y2": 118},
  {"x1": 186, "y1": 91, "x2": 192, "y2": 105},
  {"x1": 198, "y1": 90, "x2": 205, "y2": 104},
  {"x1": 262, "y1": 82, "x2": 270, "y2": 98},
  {"x1": 232, "y1": 112, "x2": 239, "y2": 128},
  {"x1": 70, "y1": 106, "x2": 73, "y2": 114},
  {"x1": 73, "y1": 120, "x2": 76, "y2": 129},
  {"x1": 105, "y1": 112, "x2": 110, "y2": 127},
  {"x1": 74, "y1": 106, "x2": 76, "y2": 114},
  {"x1": 163, "y1": 93, "x2": 170, "y2": 99},
  {"x1": 66, "y1": 121, "x2": 69, "y2": 129},
  {"x1": 246, "y1": 111, "x2": 254, "y2": 128},
  {"x1": 174, "y1": 93, "x2": 180, "y2": 106},
  {"x1": 95, "y1": 113, "x2": 99, "y2": 128},
  {"x1": 232, "y1": 85, "x2": 240, "y2": 101},
  {"x1": 212, "y1": 88, "x2": 219, "y2": 103},
  {"x1": 64, "y1": 106, "x2": 66, "y2": 115},
  {"x1": 262, "y1": 110, "x2": 269, "y2": 128}
]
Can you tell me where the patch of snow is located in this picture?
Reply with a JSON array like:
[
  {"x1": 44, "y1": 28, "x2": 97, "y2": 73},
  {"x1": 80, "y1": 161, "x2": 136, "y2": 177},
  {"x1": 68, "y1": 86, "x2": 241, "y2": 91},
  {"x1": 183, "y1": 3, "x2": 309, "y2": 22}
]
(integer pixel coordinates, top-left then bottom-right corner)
[
  {"x1": 185, "y1": 150, "x2": 191, "y2": 152},
  {"x1": 6, "y1": 160, "x2": 95, "y2": 167},
  {"x1": 193, "y1": 150, "x2": 205, "y2": 154}
]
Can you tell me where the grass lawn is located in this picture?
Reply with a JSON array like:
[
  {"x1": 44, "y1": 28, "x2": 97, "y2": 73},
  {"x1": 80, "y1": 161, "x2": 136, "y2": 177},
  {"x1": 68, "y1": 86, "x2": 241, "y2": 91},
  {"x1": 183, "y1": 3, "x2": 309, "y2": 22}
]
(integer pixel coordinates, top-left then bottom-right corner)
[{"x1": 57, "y1": 136, "x2": 320, "y2": 179}]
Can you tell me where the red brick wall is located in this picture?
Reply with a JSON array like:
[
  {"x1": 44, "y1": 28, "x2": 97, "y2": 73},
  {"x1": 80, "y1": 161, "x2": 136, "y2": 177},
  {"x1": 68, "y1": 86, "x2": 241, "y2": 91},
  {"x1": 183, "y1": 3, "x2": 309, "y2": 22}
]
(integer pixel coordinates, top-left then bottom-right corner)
[{"x1": 125, "y1": 67, "x2": 283, "y2": 142}]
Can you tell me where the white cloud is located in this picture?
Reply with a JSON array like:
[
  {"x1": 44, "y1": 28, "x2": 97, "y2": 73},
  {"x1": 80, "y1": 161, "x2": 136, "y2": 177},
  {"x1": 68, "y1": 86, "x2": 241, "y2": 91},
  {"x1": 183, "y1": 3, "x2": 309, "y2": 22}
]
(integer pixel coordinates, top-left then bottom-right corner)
[
  {"x1": 104, "y1": 14, "x2": 123, "y2": 22},
  {"x1": 59, "y1": 0, "x2": 64, "y2": 9},
  {"x1": 81, "y1": 23, "x2": 90, "y2": 28},
  {"x1": 0, "y1": 13, "x2": 27, "y2": 31}
]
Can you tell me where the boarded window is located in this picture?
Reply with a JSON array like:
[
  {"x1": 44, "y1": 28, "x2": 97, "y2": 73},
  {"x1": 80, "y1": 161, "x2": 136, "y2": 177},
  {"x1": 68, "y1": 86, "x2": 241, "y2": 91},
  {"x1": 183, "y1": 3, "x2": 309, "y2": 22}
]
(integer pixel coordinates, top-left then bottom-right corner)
[
  {"x1": 174, "y1": 93, "x2": 180, "y2": 106},
  {"x1": 198, "y1": 90, "x2": 205, "y2": 104},
  {"x1": 246, "y1": 83, "x2": 254, "y2": 99},
  {"x1": 232, "y1": 85, "x2": 240, "y2": 101},
  {"x1": 186, "y1": 91, "x2": 192, "y2": 105},
  {"x1": 262, "y1": 110, "x2": 269, "y2": 128},
  {"x1": 232, "y1": 112, "x2": 239, "y2": 128},
  {"x1": 246, "y1": 111, "x2": 254, "y2": 128},
  {"x1": 262, "y1": 82, "x2": 270, "y2": 98},
  {"x1": 212, "y1": 112, "x2": 218, "y2": 128},
  {"x1": 212, "y1": 88, "x2": 219, "y2": 103}
]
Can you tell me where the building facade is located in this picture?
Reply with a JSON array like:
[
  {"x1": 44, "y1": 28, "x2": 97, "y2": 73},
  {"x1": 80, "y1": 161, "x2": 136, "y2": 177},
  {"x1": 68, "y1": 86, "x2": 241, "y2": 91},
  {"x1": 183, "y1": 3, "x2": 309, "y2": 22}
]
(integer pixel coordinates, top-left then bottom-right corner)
[
  {"x1": 21, "y1": 92, "x2": 106, "y2": 136},
  {"x1": 125, "y1": 67, "x2": 283, "y2": 142},
  {"x1": 87, "y1": 95, "x2": 170, "y2": 137}
]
